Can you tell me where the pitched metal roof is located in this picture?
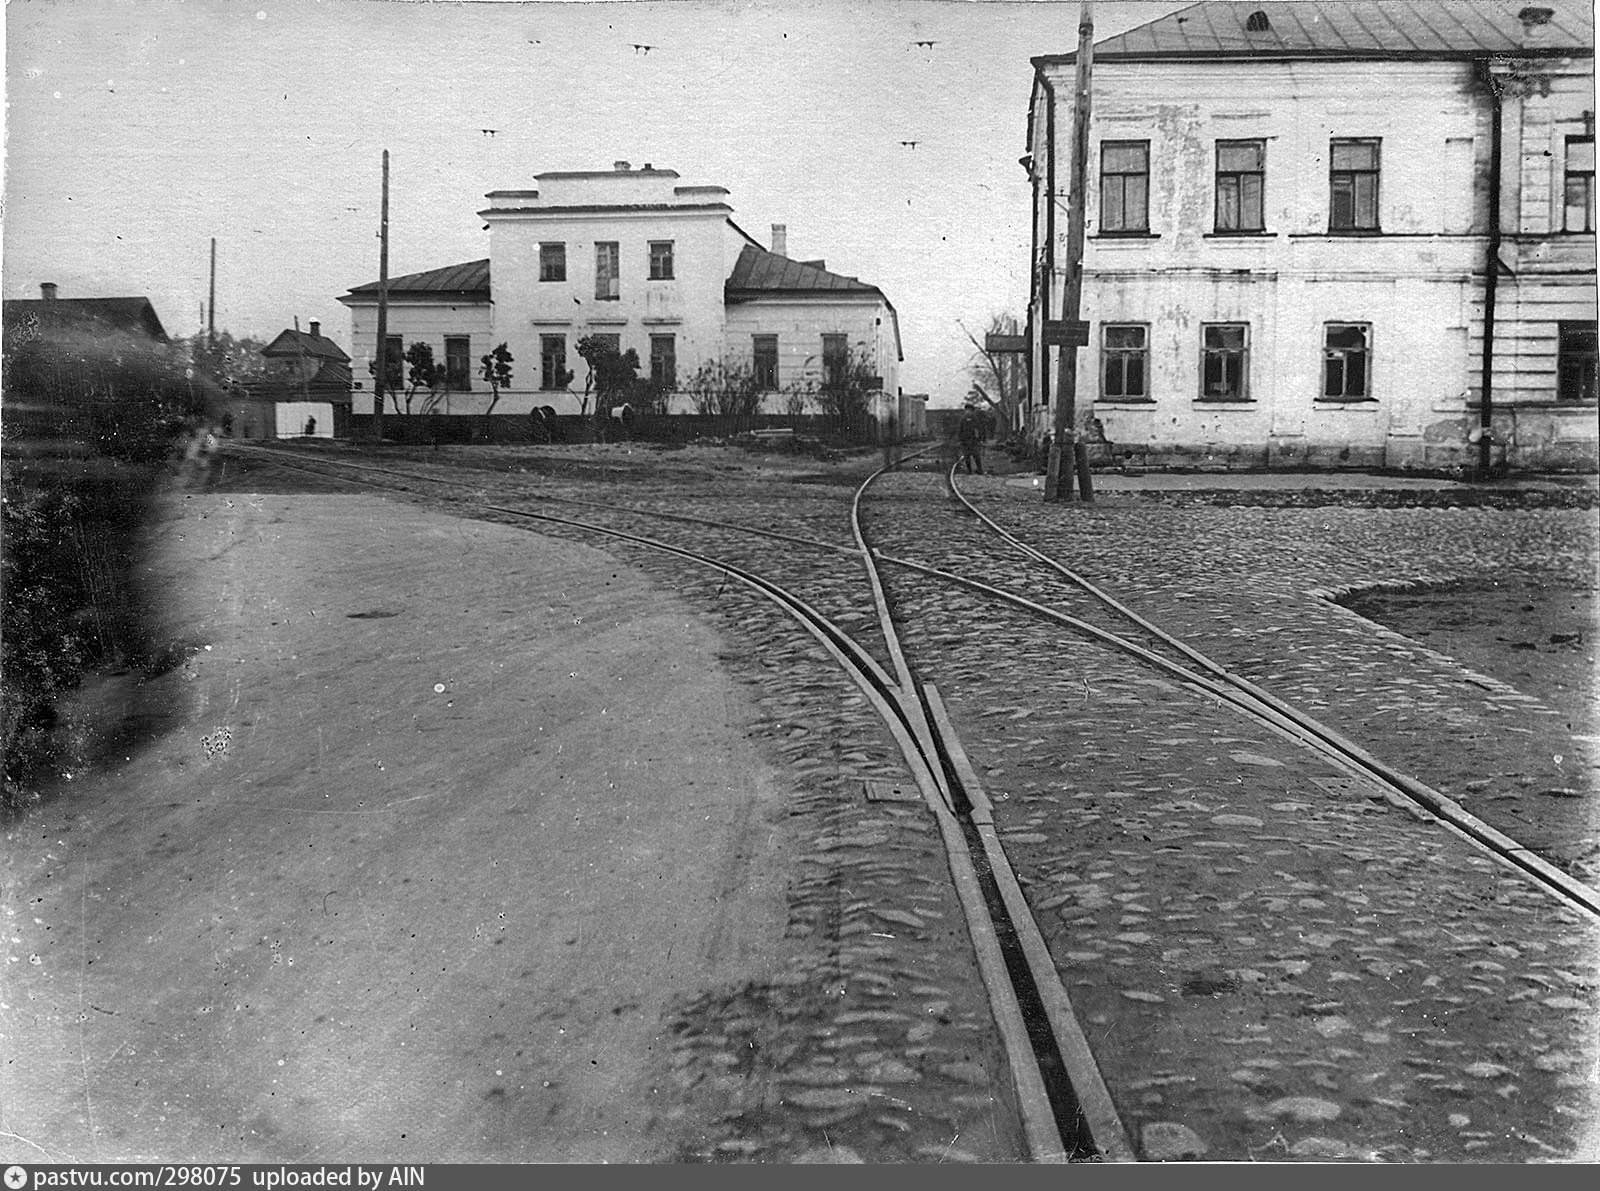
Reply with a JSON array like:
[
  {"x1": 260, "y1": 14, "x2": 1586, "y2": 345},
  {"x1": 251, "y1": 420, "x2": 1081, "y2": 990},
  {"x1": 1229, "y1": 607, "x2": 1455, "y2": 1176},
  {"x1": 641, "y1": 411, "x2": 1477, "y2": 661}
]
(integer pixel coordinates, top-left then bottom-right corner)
[
  {"x1": 1036, "y1": 1, "x2": 1594, "y2": 63},
  {"x1": 261, "y1": 328, "x2": 350, "y2": 362},
  {"x1": 2, "y1": 296, "x2": 168, "y2": 341},
  {"x1": 724, "y1": 244, "x2": 882, "y2": 296},
  {"x1": 342, "y1": 259, "x2": 490, "y2": 298}
]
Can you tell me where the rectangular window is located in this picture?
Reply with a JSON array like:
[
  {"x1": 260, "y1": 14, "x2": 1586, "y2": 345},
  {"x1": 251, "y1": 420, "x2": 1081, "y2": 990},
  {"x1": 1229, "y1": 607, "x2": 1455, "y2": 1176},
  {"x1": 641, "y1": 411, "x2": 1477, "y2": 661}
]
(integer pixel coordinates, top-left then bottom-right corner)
[
  {"x1": 1321, "y1": 323, "x2": 1371, "y2": 400},
  {"x1": 1101, "y1": 324, "x2": 1149, "y2": 400},
  {"x1": 1558, "y1": 321, "x2": 1598, "y2": 402},
  {"x1": 595, "y1": 241, "x2": 620, "y2": 300},
  {"x1": 753, "y1": 334, "x2": 779, "y2": 389},
  {"x1": 822, "y1": 333, "x2": 849, "y2": 388},
  {"x1": 650, "y1": 334, "x2": 676, "y2": 390},
  {"x1": 1564, "y1": 137, "x2": 1594, "y2": 233},
  {"x1": 1100, "y1": 141, "x2": 1150, "y2": 232},
  {"x1": 540, "y1": 242, "x2": 566, "y2": 282},
  {"x1": 1330, "y1": 138, "x2": 1380, "y2": 231},
  {"x1": 649, "y1": 240, "x2": 675, "y2": 280},
  {"x1": 382, "y1": 335, "x2": 403, "y2": 391},
  {"x1": 1200, "y1": 323, "x2": 1249, "y2": 400},
  {"x1": 540, "y1": 335, "x2": 567, "y2": 391},
  {"x1": 1215, "y1": 140, "x2": 1266, "y2": 232},
  {"x1": 444, "y1": 336, "x2": 472, "y2": 391}
]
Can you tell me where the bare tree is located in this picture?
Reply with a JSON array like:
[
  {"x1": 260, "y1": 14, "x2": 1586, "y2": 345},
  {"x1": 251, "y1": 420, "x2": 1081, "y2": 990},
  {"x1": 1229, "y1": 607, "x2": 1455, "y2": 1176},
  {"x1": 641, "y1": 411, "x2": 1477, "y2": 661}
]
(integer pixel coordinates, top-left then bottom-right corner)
[
  {"x1": 961, "y1": 312, "x2": 1027, "y2": 435},
  {"x1": 684, "y1": 357, "x2": 763, "y2": 429}
]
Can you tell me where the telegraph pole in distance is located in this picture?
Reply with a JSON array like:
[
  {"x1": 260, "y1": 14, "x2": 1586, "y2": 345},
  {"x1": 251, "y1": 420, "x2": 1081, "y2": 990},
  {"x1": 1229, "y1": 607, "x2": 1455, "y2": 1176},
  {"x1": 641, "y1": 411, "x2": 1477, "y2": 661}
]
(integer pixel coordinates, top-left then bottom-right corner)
[
  {"x1": 373, "y1": 149, "x2": 391, "y2": 443},
  {"x1": 1046, "y1": 1, "x2": 1095, "y2": 502},
  {"x1": 208, "y1": 237, "x2": 217, "y2": 348}
]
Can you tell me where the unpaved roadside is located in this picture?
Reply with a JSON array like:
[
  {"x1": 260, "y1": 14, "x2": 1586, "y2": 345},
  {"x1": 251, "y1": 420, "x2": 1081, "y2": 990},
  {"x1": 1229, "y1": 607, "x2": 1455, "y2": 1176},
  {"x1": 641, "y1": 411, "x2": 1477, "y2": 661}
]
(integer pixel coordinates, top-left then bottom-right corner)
[{"x1": 2, "y1": 491, "x2": 793, "y2": 1162}]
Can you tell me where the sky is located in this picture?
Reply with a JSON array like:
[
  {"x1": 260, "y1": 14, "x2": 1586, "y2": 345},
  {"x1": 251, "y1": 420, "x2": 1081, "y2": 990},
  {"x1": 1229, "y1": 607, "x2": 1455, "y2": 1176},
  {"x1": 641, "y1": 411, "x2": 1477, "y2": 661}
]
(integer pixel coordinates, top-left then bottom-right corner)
[{"x1": 3, "y1": 0, "x2": 1186, "y2": 406}]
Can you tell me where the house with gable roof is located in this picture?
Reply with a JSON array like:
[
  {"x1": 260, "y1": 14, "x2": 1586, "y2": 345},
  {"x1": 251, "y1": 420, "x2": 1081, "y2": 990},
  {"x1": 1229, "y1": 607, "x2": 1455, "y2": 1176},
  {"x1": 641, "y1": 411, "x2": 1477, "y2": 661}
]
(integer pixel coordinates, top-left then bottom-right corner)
[
  {"x1": 1025, "y1": 0, "x2": 1596, "y2": 472},
  {"x1": 337, "y1": 163, "x2": 902, "y2": 430}
]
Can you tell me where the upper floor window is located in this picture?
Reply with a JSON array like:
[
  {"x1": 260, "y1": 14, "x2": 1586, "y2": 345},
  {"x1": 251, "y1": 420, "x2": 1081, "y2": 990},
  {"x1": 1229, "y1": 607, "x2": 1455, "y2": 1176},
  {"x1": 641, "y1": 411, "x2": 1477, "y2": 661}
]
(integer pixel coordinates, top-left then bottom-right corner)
[
  {"x1": 753, "y1": 334, "x2": 779, "y2": 389},
  {"x1": 1564, "y1": 136, "x2": 1594, "y2": 233},
  {"x1": 822, "y1": 333, "x2": 849, "y2": 388},
  {"x1": 540, "y1": 242, "x2": 566, "y2": 282},
  {"x1": 1215, "y1": 140, "x2": 1265, "y2": 232},
  {"x1": 444, "y1": 335, "x2": 472, "y2": 390},
  {"x1": 650, "y1": 334, "x2": 676, "y2": 390},
  {"x1": 649, "y1": 240, "x2": 675, "y2": 280},
  {"x1": 1100, "y1": 141, "x2": 1150, "y2": 233},
  {"x1": 595, "y1": 242, "x2": 620, "y2": 300},
  {"x1": 1200, "y1": 323, "x2": 1249, "y2": 400},
  {"x1": 1329, "y1": 138, "x2": 1380, "y2": 231},
  {"x1": 1558, "y1": 321, "x2": 1598, "y2": 402},
  {"x1": 1101, "y1": 324, "x2": 1148, "y2": 400},
  {"x1": 540, "y1": 335, "x2": 568, "y2": 390},
  {"x1": 1321, "y1": 323, "x2": 1371, "y2": 400}
]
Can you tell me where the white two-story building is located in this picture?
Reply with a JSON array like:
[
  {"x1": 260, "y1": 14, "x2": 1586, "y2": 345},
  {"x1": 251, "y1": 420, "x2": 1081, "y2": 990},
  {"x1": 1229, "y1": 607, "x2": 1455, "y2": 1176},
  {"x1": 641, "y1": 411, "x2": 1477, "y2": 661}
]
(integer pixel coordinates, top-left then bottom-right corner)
[
  {"x1": 338, "y1": 163, "x2": 902, "y2": 423},
  {"x1": 1025, "y1": 0, "x2": 1596, "y2": 471}
]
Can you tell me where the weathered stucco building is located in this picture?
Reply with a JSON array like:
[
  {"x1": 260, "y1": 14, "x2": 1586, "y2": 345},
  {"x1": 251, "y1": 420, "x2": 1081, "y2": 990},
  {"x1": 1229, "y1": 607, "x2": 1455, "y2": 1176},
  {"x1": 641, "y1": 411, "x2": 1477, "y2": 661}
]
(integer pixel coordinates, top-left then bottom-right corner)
[
  {"x1": 1026, "y1": 0, "x2": 1597, "y2": 471},
  {"x1": 338, "y1": 163, "x2": 901, "y2": 422}
]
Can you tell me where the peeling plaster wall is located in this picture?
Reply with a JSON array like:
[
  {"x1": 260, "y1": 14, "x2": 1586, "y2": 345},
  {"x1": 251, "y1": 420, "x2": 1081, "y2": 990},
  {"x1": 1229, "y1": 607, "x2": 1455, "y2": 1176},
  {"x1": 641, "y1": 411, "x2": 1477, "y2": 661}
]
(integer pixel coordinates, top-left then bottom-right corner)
[{"x1": 1029, "y1": 52, "x2": 1596, "y2": 472}]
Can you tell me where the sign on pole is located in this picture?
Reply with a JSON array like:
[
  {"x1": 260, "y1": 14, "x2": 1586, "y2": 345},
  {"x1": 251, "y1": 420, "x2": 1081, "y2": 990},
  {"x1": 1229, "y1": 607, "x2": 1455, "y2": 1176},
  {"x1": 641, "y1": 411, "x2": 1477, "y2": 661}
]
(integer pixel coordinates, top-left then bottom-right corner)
[{"x1": 1043, "y1": 320, "x2": 1091, "y2": 348}]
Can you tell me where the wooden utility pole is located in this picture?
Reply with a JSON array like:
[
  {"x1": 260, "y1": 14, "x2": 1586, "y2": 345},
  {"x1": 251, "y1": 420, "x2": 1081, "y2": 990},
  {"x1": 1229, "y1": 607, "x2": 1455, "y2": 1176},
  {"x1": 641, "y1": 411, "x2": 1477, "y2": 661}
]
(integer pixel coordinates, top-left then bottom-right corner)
[
  {"x1": 373, "y1": 150, "x2": 391, "y2": 442},
  {"x1": 207, "y1": 237, "x2": 217, "y2": 348},
  {"x1": 1046, "y1": 1, "x2": 1095, "y2": 502}
]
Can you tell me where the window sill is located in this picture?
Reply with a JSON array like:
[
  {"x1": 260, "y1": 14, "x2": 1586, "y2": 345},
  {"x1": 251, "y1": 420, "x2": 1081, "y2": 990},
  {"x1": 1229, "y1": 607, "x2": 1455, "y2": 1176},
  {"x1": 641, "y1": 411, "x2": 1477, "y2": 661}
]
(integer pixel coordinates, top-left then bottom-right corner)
[
  {"x1": 1091, "y1": 231, "x2": 1159, "y2": 240},
  {"x1": 1194, "y1": 397, "x2": 1255, "y2": 405},
  {"x1": 1315, "y1": 396, "x2": 1379, "y2": 406},
  {"x1": 1098, "y1": 397, "x2": 1156, "y2": 405},
  {"x1": 1204, "y1": 230, "x2": 1272, "y2": 238},
  {"x1": 1291, "y1": 229, "x2": 1383, "y2": 238}
]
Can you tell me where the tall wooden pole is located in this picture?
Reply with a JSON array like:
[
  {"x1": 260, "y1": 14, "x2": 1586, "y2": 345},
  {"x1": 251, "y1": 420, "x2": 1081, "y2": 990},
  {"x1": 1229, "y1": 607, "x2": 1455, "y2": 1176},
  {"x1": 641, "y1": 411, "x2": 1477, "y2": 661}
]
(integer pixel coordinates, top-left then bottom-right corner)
[
  {"x1": 373, "y1": 150, "x2": 390, "y2": 442},
  {"x1": 1046, "y1": 1, "x2": 1095, "y2": 502},
  {"x1": 207, "y1": 237, "x2": 216, "y2": 348}
]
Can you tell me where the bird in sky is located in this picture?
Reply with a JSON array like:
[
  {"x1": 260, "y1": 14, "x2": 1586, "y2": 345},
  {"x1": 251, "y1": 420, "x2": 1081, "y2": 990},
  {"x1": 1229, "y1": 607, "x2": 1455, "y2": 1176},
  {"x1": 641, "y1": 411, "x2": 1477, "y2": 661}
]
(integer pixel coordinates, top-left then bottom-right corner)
[
  {"x1": 912, "y1": 40, "x2": 938, "y2": 48},
  {"x1": 481, "y1": 129, "x2": 497, "y2": 137},
  {"x1": 900, "y1": 140, "x2": 920, "y2": 149},
  {"x1": 631, "y1": 43, "x2": 656, "y2": 54}
]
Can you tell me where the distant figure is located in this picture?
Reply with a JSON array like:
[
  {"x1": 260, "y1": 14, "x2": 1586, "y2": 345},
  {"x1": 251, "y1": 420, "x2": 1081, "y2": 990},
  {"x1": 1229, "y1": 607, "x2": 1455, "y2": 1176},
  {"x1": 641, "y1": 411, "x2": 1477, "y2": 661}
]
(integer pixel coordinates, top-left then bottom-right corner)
[
  {"x1": 957, "y1": 401, "x2": 990, "y2": 475},
  {"x1": 609, "y1": 402, "x2": 635, "y2": 442},
  {"x1": 304, "y1": 416, "x2": 316, "y2": 436},
  {"x1": 530, "y1": 405, "x2": 559, "y2": 443}
]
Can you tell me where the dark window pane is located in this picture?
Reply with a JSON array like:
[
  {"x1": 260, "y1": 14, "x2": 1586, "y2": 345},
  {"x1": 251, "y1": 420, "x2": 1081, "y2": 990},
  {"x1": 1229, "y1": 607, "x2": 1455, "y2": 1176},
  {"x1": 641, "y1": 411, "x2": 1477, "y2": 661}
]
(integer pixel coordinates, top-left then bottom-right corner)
[
  {"x1": 1326, "y1": 325, "x2": 1366, "y2": 350},
  {"x1": 1217, "y1": 176, "x2": 1240, "y2": 228},
  {"x1": 1347, "y1": 353, "x2": 1367, "y2": 396},
  {"x1": 1126, "y1": 355, "x2": 1145, "y2": 396},
  {"x1": 1206, "y1": 325, "x2": 1245, "y2": 350},
  {"x1": 1354, "y1": 174, "x2": 1378, "y2": 226},
  {"x1": 1103, "y1": 143, "x2": 1147, "y2": 172},
  {"x1": 1125, "y1": 176, "x2": 1148, "y2": 228},
  {"x1": 1101, "y1": 177, "x2": 1126, "y2": 230},
  {"x1": 1218, "y1": 142, "x2": 1262, "y2": 171},
  {"x1": 1240, "y1": 174, "x2": 1264, "y2": 228},
  {"x1": 1331, "y1": 141, "x2": 1377, "y2": 170},
  {"x1": 1105, "y1": 325, "x2": 1144, "y2": 349}
]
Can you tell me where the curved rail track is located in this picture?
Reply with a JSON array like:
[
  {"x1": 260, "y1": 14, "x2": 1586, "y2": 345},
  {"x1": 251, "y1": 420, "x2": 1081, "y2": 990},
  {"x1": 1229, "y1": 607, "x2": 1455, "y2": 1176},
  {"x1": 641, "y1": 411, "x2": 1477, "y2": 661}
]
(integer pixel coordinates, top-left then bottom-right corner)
[{"x1": 217, "y1": 441, "x2": 1600, "y2": 1161}]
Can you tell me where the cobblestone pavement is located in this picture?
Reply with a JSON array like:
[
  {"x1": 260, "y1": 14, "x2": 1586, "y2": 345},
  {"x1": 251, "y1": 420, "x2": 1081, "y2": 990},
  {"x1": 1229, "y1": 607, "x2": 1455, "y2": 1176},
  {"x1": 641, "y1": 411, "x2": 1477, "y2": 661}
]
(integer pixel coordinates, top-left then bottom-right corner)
[{"x1": 227, "y1": 444, "x2": 1599, "y2": 1162}]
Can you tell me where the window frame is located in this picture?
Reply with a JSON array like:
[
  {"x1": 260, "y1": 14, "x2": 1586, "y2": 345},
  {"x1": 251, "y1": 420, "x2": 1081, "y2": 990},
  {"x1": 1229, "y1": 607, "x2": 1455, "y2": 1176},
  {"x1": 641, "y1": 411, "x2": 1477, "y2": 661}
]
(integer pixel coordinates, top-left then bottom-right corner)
[
  {"x1": 1198, "y1": 322, "x2": 1251, "y2": 402},
  {"x1": 539, "y1": 242, "x2": 567, "y2": 282},
  {"x1": 595, "y1": 241, "x2": 620, "y2": 300},
  {"x1": 649, "y1": 333, "x2": 676, "y2": 391},
  {"x1": 444, "y1": 335, "x2": 472, "y2": 391},
  {"x1": 1099, "y1": 140, "x2": 1151, "y2": 234},
  {"x1": 1564, "y1": 136, "x2": 1595, "y2": 234},
  {"x1": 1319, "y1": 322, "x2": 1373, "y2": 402},
  {"x1": 648, "y1": 240, "x2": 675, "y2": 280},
  {"x1": 753, "y1": 334, "x2": 779, "y2": 390},
  {"x1": 1329, "y1": 138, "x2": 1381, "y2": 232},
  {"x1": 1557, "y1": 321, "x2": 1598, "y2": 403},
  {"x1": 540, "y1": 334, "x2": 568, "y2": 391},
  {"x1": 1214, "y1": 139, "x2": 1266, "y2": 233},
  {"x1": 381, "y1": 334, "x2": 404, "y2": 392},
  {"x1": 1100, "y1": 323, "x2": 1150, "y2": 402},
  {"x1": 821, "y1": 333, "x2": 849, "y2": 389}
]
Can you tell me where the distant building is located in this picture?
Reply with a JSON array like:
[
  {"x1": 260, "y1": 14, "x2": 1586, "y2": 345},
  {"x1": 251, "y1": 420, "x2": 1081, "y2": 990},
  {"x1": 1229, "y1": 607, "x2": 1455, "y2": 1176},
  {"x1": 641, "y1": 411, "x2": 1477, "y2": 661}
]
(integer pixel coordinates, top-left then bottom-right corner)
[
  {"x1": 1025, "y1": 0, "x2": 1597, "y2": 471},
  {"x1": 211, "y1": 320, "x2": 352, "y2": 441},
  {"x1": 3, "y1": 283, "x2": 169, "y2": 343},
  {"x1": 337, "y1": 163, "x2": 903, "y2": 426}
]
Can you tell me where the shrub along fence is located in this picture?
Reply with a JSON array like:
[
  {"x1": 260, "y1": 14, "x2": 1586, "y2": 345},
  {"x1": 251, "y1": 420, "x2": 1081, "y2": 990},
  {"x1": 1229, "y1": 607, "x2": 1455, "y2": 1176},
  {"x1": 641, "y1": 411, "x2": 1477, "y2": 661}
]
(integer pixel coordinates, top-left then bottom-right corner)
[{"x1": 349, "y1": 410, "x2": 894, "y2": 447}]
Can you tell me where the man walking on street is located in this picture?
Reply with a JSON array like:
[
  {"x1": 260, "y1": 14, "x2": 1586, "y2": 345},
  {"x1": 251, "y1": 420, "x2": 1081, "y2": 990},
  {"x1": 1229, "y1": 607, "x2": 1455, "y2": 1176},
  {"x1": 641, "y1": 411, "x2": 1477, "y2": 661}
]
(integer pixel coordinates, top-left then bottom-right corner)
[{"x1": 957, "y1": 399, "x2": 990, "y2": 475}]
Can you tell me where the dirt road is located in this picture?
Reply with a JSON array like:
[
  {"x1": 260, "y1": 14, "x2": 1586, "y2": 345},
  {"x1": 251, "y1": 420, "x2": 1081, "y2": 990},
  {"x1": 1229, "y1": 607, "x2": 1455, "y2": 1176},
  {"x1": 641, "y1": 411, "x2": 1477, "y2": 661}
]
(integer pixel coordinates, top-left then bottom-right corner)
[{"x1": 3, "y1": 491, "x2": 791, "y2": 1161}]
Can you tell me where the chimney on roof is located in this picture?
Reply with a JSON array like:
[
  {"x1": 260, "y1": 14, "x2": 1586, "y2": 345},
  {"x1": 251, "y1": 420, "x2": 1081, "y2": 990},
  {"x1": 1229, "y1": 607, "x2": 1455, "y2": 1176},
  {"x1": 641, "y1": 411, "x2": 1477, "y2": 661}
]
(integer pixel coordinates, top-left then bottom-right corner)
[
  {"x1": 1245, "y1": 10, "x2": 1271, "y2": 33},
  {"x1": 613, "y1": 160, "x2": 632, "y2": 171},
  {"x1": 1518, "y1": 6, "x2": 1554, "y2": 43},
  {"x1": 771, "y1": 224, "x2": 788, "y2": 256},
  {"x1": 40, "y1": 282, "x2": 58, "y2": 301},
  {"x1": 309, "y1": 320, "x2": 321, "y2": 338}
]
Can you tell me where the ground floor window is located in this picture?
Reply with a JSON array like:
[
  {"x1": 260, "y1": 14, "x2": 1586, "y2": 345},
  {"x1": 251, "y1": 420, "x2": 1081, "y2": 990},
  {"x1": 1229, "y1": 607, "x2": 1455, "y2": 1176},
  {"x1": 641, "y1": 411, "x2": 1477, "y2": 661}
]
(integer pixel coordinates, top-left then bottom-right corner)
[
  {"x1": 822, "y1": 333, "x2": 848, "y2": 388},
  {"x1": 381, "y1": 335, "x2": 403, "y2": 392},
  {"x1": 444, "y1": 336, "x2": 472, "y2": 390},
  {"x1": 540, "y1": 335, "x2": 568, "y2": 390},
  {"x1": 650, "y1": 334, "x2": 676, "y2": 390},
  {"x1": 753, "y1": 334, "x2": 778, "y2": 389},
  {"x1": 1101, "y1": 324, "x2": 1148, "y2": 400},
  {"x1": 1558, "y1": 321, "x2": 1598, "y2": 402},
  {"x1": 1200, "y1": 323, "x2": 1249, "y2": 400},
  {"x1": 1321, "y1": 323, "x2": 1371, "y2": 400}
]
